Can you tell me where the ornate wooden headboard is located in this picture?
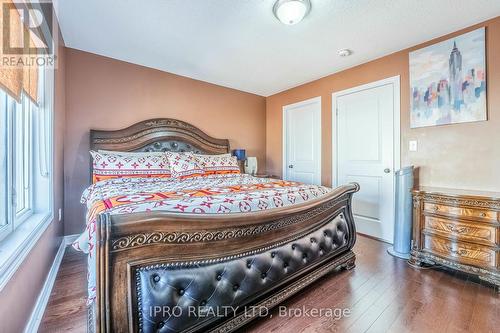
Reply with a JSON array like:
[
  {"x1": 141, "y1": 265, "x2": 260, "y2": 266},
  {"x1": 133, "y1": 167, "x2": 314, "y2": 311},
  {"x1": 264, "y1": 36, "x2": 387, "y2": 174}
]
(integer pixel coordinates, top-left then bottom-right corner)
[{"x1": 90, "y1": 118, "x2": 230, "y2": 154}]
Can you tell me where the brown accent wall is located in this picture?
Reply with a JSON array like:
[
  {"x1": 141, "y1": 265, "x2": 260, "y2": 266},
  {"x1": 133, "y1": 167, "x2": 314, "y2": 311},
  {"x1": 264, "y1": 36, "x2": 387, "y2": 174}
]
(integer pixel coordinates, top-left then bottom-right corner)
[
  {"x1": 0, "y1": 28, "x2": 65, "y2": 332},
  {"x1": 64, "y1": 49, "x2": 267, "y2": 235},
  {"x1": 266, "y1": 17, "x2": 500, "y2": 191}
]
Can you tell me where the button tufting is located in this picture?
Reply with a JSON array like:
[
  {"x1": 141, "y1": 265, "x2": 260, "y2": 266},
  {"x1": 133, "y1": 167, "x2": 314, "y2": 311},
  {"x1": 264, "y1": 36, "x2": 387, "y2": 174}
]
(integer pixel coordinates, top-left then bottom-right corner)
[{"x1": 136, "y1": 214, "x2": 354, "y2": 332}]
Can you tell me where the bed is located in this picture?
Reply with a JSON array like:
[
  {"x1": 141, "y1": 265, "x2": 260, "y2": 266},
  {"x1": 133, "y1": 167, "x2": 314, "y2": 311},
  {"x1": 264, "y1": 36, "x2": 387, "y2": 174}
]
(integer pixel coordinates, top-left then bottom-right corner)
[{"x1": 78, "y1": 118, "x2": 359, "y2": 332}]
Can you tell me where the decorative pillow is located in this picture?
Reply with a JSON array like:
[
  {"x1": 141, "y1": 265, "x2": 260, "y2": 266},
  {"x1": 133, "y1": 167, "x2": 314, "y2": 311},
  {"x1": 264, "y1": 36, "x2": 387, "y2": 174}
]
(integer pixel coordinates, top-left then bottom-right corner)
[
  {"x1": 166, "y1": 152, "x2": 205, "y2": 179},
  {"x1": 90, "y1": 151, "x2": 171, "y2": 183},
  {"x1": 195, "y1": 153, "x2": 240, "y2": 175}
]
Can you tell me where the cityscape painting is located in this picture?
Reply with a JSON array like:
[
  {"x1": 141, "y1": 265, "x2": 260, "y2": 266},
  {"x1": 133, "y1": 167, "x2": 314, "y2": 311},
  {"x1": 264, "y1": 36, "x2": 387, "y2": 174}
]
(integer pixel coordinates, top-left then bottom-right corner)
[{"x1": 410, "y1": 28, "x2": 486, "y2": 128}]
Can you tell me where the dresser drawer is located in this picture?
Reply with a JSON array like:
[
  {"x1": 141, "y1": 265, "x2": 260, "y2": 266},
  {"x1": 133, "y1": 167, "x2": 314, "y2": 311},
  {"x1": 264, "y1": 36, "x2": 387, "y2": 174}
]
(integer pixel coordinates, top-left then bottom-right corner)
[
  {"x1": 424, "y1": 202, "x2": 498, "y2": 222},
  {"x1": 423, "y1": 235, "x2": 498, "y2": 268},
  {"x1": 424, "y1": 216, "x2": 498, "y2": 246}
]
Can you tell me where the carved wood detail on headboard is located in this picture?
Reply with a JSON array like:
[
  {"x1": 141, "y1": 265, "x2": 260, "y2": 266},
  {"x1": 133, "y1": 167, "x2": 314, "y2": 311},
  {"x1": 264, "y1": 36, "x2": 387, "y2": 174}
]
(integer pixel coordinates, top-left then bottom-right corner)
[{"x1": 90, "y1": 118, "x2": 230, "y2": 155}]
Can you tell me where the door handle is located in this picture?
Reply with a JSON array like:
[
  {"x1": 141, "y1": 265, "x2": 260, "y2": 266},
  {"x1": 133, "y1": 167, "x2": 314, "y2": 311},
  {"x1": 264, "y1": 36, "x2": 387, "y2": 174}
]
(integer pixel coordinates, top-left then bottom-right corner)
[
  {"x1": 384, "y1": 168, "x2": 391, "y2": 173},
  {"x1": 288, "y1": 165, "x2": 294, "y2": 169}
]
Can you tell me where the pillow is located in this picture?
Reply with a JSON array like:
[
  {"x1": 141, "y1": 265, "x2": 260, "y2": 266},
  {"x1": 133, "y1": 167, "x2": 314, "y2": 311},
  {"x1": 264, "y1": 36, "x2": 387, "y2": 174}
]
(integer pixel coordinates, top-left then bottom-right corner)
[
  {"x1": 166, "y1": 152, "x2": 205, "y2": 179},
  {"x1": 195, "y1": 153, "x2": 240, "y2": 175},
  {"x1": 90, "y1": 150, "x2": 171, "y2": 183}
]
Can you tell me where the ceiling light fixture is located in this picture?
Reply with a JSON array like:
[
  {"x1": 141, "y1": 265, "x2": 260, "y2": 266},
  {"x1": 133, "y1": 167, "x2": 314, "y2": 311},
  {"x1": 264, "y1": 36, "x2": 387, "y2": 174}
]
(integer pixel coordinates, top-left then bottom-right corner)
[
  {"x1": 273, "y1": 0, "x2": 312, "y2": 25},
  {"x1": 338, "y1": 49, "x2": 352, "y2": 57}
]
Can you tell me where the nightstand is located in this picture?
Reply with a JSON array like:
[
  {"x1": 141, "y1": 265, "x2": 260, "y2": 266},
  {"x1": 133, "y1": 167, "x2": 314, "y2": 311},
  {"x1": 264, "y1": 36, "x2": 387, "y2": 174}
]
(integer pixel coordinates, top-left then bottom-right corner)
[{"x1": 410, "y1": 187, "x2": 500, "y2": 292}]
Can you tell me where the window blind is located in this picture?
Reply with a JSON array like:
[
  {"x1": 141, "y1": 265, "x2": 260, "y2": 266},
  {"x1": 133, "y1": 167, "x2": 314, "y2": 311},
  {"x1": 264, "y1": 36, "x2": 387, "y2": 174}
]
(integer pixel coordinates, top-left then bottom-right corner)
[{"x1": 0, "y1": 0, "x2": 38, "y2": 104}]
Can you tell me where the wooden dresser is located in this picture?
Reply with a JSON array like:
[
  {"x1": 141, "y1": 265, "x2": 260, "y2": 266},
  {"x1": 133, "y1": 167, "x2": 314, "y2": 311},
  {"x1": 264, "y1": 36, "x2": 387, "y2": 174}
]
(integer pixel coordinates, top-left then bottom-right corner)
[{"x1": 410, "y1": 187, "x2": 500, "y2": 291}]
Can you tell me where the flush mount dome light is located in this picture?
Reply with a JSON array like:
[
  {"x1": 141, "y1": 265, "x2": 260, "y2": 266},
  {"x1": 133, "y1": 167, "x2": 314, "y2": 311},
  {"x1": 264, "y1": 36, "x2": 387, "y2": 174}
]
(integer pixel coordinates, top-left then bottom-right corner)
[
  {"x1": 273, "y1": 0, "x2": 312, "y2": 25},
  {"x1": 338, "y1": 49, "x2": 352, "y2": 57}
]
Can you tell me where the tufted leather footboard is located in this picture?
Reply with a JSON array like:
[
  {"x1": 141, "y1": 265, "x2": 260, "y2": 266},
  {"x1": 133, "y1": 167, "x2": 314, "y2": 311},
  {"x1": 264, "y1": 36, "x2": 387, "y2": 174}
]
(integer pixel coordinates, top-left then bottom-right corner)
[
  {"x1": 137, "y1": 213, "x2": 351, "y2": 332},
  {"x1": 90, "y1": 183, "x2": 359, "y2": 333}
]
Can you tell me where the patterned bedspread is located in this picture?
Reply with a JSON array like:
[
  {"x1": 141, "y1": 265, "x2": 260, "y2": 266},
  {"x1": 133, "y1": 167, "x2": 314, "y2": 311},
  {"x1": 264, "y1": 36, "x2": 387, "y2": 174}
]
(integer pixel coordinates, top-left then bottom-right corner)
[{"x1": 73, "y1": 173, "x2": 331, "y2": 304}]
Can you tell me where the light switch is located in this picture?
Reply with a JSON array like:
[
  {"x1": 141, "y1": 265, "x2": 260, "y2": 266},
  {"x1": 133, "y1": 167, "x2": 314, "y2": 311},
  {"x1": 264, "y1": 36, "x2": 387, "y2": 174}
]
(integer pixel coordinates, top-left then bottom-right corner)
[{"x1": 409, "y1": 140, "x2": 418, "y2": 152}]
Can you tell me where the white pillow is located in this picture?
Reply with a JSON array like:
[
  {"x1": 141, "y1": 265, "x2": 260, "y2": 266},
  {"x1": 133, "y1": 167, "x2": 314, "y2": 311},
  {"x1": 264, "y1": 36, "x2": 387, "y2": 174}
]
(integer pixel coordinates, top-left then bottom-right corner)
[
  {"x1": 194, "y1": 153, "x2": 240, "y2": 175},
  {"x1": 166, "y1": 152, "x2": 205, "y2": 179},
  {"x1": 90, "y1": 150, "x2": 171, "y2": 183}
]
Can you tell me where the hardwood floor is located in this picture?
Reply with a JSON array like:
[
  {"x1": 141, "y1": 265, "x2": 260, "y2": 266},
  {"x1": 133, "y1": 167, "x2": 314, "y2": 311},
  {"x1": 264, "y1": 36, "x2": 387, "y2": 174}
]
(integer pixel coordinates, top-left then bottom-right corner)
[
  {"x1": 39, "y1": 235, "x2": 499, "y2": 332},
  {"x1": 39, "y1": 246, "x2": 88, "y2": 332}
]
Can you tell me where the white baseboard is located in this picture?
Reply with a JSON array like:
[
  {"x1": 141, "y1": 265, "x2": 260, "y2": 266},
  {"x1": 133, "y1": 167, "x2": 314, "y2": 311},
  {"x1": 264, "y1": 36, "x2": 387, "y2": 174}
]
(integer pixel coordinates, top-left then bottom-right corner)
[
  {"x1": 24, "y1": 233, "x2": 80, "y2": 333},
  {"x1": 64, "y1": 233, "x2": 79, "y2": 246}
]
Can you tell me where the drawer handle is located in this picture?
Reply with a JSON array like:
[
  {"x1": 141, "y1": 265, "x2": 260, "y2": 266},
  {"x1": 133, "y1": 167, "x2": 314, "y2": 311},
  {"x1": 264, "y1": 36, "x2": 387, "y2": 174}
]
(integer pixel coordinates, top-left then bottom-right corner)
[
  {"x1": 479, "y1": 212, "x2": 487, "y2": 218},
  {"x1": 433, "y1": 206, "x2": 440, "y2": 211},
  {"x1": 445, "y1": 224, "x2": 469, "y2": 234},
  {"x1": 446, "y1": 246, "x2": 468, "y2": 256}
]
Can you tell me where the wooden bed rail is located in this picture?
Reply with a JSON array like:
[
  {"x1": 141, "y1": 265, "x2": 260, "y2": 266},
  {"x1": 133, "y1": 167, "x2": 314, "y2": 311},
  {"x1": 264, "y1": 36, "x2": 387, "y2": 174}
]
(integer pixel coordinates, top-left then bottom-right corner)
[{"x1": 92, "y1": 183, "x2": 359, "y2": 332}]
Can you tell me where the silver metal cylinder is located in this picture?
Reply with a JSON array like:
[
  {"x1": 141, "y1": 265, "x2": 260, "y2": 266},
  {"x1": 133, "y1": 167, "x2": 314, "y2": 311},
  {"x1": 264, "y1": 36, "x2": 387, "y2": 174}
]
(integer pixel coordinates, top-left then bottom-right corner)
[{"x1": 387, "y1": 166, "x2": 414, "y2": 259}]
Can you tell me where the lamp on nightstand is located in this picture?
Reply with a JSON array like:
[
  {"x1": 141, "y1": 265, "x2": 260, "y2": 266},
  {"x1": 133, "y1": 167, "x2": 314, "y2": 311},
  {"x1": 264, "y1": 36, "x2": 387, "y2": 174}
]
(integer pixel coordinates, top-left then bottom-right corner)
[
  {"x1": 232, "y1": 149, "x2": 246, "y2": 173},
  {"x1": 244, "y1": 157, "x2": 258, "y2": 175},
  {"x1": 232, "y1": 149, "x2": 246, "y2": 161}
]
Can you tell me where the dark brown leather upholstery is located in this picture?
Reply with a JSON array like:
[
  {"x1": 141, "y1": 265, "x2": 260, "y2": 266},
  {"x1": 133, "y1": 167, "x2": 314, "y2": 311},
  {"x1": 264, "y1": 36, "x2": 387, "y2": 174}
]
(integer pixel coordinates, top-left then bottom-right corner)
[
  {"x1": 137, "y1": 140, "x2": 204, "y2": 154},
  {"x1": 136, "y1": 213, "x2": 350, "y2": 332}
]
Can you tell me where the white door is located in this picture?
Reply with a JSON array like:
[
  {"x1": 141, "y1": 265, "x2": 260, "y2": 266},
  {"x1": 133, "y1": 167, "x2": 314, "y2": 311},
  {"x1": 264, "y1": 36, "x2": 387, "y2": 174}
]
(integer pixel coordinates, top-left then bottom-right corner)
[
  {"x1": 333, "y1": 77, "x2": 400, "y2": 243},
  {"x1": 283, "y1": 97, "x2": 321, "y2": 185}
]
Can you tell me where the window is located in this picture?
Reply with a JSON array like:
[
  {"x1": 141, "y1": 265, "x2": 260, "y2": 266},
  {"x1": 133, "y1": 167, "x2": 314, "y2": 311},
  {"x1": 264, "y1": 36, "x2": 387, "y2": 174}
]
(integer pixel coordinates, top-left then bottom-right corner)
[
  {"x1": 0, "y1": 93, "x2": 6, "y2": 232},
  {"x1": 0, "y1": 66, "x2": 53, "y2": 242},
  {"x1": 13, "y1": 94, "x2": 33, "y2": 221}
]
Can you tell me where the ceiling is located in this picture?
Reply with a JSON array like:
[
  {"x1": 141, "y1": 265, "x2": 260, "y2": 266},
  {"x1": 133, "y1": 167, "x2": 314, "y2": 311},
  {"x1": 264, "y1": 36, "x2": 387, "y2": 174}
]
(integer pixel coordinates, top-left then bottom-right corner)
[{"x1": 54, "y1": 0, "x2": 500, "y2": 96}]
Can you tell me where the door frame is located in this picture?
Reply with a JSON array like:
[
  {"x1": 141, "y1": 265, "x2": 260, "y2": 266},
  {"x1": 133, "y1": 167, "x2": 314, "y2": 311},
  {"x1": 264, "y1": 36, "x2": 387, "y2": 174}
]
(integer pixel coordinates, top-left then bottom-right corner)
[{"x1": 282, "y1": 96, "x2": 322, "y2": 184}]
